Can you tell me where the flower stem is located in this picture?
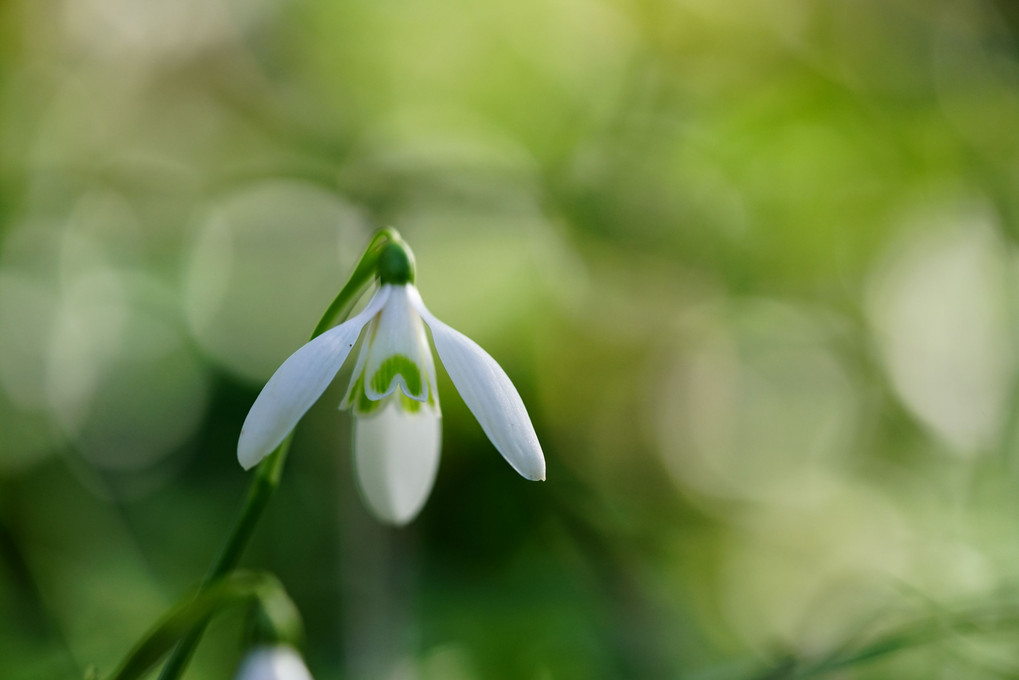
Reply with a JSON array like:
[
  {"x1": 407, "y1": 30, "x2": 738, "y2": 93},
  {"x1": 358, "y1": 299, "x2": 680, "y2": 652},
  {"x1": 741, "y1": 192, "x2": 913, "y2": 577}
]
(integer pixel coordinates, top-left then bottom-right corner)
[
  {"x1": 154, "y1": 444, "x2": 291, "y2": 680},
  {"x1": 153, "y1": 229, "x2": 398, "y2": 680}
]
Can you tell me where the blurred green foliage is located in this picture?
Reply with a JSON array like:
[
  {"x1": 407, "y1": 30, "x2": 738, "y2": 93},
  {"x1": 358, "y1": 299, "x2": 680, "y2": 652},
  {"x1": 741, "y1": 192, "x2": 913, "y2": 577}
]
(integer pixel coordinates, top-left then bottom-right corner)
[{"x1": 4, "y1": 0, "x2": 1019, "y2": 678}]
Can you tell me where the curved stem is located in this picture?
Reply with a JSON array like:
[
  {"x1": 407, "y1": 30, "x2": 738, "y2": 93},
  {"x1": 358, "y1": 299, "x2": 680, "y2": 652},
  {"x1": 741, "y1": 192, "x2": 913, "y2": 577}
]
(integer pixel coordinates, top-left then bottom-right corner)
[
  {"x1": 108, "y1": 572, "x2": 297, "y2": 680},
  {"x1": 154, "y1": 229, "x2": 398, "y2": 680},
  {"x1": 312, "y1": 227, "x2": 400, "y2": 337}
]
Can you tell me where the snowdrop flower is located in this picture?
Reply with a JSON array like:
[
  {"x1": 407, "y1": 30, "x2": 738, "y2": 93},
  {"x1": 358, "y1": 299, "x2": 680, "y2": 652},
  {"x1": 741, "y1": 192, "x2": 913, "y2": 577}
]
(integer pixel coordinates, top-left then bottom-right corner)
[
  {"x1": 234, "y1": 646, "x2": 313, "y2": 680},
  {"x1": 238, "y1": 240, "x2": 544, "y2": 524}
]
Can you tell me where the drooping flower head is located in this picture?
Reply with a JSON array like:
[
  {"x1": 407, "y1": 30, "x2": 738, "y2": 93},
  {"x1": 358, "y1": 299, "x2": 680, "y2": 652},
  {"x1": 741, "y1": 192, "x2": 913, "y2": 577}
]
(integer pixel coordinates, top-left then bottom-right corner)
[{"x1": 238, "y1": 236, "x2": 544, "y2": 524}]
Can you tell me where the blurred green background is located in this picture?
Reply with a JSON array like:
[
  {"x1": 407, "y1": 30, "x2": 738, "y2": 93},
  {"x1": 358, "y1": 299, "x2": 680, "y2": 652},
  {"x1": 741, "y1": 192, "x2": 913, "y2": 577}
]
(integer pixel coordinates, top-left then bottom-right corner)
[{"x1": 4, "y1": 0, "x2": 1019, "y2": 678}]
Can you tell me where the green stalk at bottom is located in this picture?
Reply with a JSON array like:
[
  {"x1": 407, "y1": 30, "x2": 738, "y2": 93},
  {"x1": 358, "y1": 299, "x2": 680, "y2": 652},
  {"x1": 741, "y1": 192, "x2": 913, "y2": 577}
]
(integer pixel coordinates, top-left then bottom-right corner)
[
  {"x1": 109, "y1": 571, "x2": 296, "y2": 680},
  {"x1": 155, "y1": 444, "x2": 289, "y2": 680}
]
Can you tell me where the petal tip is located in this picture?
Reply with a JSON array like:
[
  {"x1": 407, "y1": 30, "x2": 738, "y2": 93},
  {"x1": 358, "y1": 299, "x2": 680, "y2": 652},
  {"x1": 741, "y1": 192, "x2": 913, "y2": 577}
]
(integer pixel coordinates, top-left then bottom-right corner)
[
  {"x1": 237, "y1": 428, "x2": 270, "y2": 471},
  {"x1": 370, "y1": 507, "x2": 419, "y2": 527},
  {"x1": 512, "y1": 453, "x2": 545, "y2": 481},
  {"x1": 237, "y1": 442, "x2": 263, "y2": 471}
]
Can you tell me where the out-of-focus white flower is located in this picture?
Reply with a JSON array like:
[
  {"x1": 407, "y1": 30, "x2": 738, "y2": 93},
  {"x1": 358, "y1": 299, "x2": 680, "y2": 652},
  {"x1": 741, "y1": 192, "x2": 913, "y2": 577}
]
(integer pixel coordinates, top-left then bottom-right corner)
[
  {"x1": 234, "y1": 646, "x2": 313, "y2": 680},
  {"x1": 237, "y1": 272, "x2": 545, "y2": 525}
]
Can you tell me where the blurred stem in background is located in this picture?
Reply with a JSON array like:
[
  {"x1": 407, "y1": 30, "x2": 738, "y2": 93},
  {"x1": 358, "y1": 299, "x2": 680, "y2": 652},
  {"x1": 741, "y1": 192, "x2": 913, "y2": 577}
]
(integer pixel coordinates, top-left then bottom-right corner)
[
  {"x1": 745, "y1": 601, "x2": 1019, "y2": 680},
  {"x1": 155, "y1": 229, "x2": 399, "y2": 680}
]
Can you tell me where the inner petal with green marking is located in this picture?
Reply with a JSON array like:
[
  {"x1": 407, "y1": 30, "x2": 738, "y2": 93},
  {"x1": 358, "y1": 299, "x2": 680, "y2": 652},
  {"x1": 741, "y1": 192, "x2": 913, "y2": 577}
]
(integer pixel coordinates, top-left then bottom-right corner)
[
  {"x1": 349, "y1": 369, "x2": 436, "y2": 415},
  {"x1": 360, "y1": 285, "x2": 435, "y2": 402},
  {"x1": 339, "y1": 284, "x2": 441, "y2": 416},
  {"x1": 370, "y1": 353, "x2": 423, "y2": 400}
]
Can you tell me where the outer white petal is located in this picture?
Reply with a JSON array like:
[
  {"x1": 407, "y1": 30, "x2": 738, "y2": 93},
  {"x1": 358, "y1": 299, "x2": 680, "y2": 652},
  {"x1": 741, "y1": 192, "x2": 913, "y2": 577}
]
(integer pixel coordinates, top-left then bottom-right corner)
[
  {"x1": 408, "y1": 286, "x2": 545, "y2": 481},
  {"x1": 353, "y1": 401, "x2": 441, "y2": 525},
  {"x1": 235, "y1": 646, "x2": 313, "y2": 680},
  {"x1": 338, "y1": 315, "x2": 373, "y2": 410},
  {"x1": 362, "y1": 285, "x2": 432, "y2": 402},
  {"x1": 237, "y1": 286, "x2": 391, "y2": 470}
]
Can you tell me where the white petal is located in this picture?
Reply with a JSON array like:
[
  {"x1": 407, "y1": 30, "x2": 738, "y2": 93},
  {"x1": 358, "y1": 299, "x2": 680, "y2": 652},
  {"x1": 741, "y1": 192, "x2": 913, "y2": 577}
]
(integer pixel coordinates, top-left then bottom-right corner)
[
  {"x1": 337, "y1": 316, "x2": 373, "y2": 411},
  {"x1": 235, "y1": 646, "x2": 313, "y2": 680},
  {"x1": 362, "y1": 285, "x2": 433, "y2": 402},
  {"x1": 353, "y1": 400, "x2": 441, "y2": 525},
  {"x1": 408, "y1": 287, "x2": 545, "y2": 481},
  {"x1": 422, "y1": 331, "x2": 441, "y2": 416},
  {"x1": 237, "y1": 287, "x2": 390, "y2": 470}
]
